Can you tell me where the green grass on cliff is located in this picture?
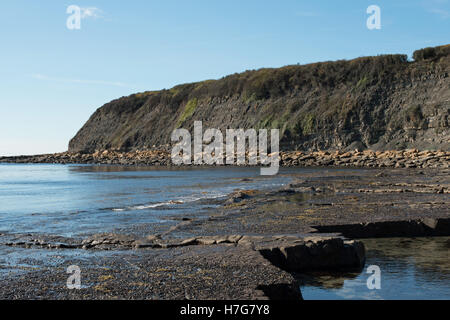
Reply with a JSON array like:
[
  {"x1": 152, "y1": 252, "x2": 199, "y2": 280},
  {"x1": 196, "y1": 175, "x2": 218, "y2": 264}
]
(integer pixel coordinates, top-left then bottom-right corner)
[
  {"x1": 110, "y1": 44, "x2": 449, "y2": 118},
  {"x1": 177, "y1": 98, "x2": 198, "y2": 127}
]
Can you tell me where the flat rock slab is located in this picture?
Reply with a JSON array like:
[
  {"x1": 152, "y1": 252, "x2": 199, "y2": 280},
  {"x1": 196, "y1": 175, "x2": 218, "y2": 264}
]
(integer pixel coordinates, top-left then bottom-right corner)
[
  {"x1": 256, "y1": 237, "x2": 365, "y2": 272},
  {"x1": 0, "y1": 232, "x2": 364, "y2": 299},
  {"x1": 0, "y1": 244, "x2": 302, "y2": 300}
]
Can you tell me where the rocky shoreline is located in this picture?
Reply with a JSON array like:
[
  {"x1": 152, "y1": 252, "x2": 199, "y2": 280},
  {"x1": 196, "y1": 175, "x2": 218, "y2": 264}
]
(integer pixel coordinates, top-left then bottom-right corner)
[
  {"x1": 1, "y1": 148, "x2": 449, "y2": 168},
  {"x1": 0, "y1": 232, "x2": 366, "y2": 273},
  {"x1": 0, "y1": 164, "x2": 448, "y2": 300},
  {"x1": 0, "y1": 230, "x2": 366, "y2": 300}
]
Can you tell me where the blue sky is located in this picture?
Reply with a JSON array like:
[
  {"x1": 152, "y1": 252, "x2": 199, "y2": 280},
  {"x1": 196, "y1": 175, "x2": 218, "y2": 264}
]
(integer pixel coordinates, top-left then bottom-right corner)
[{"x1": 0, "y1": 0, "x2": 449, "y2": 155}]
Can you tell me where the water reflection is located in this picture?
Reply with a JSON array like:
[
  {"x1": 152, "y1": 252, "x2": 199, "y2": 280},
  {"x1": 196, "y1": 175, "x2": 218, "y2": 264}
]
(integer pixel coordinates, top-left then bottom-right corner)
[
  {"x1": 299, "y1": 237, "x2": 450, "y2": 300},
  {"x1": 0, "y1": 164, "x2": 289, "y2": 236}
]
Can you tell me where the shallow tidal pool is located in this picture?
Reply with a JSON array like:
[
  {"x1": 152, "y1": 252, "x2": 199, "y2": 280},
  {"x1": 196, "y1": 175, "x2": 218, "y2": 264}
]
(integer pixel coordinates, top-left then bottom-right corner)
[{"x1": 299, "y1": 236, "x2": 450, "y2": 300}]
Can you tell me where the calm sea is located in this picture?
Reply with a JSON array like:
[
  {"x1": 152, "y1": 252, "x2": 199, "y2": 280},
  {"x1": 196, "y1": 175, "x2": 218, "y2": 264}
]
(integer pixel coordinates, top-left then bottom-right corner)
[
  {"x1": 0, "y1": 163, "x2": 448, "y2": 299},
  {"x1": 0, "y1": 163, "x2": 288, "y2": 236}
]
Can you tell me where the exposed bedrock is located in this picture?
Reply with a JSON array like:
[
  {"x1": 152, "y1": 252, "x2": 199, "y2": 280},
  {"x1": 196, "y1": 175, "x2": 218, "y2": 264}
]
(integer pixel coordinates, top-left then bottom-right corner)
[
  {"x1": 257, "y1": 237, "x2": 365, "y2": 273},
  {"x1": 86, "y1": 234, "x2": 367, "y2": 275},
  {"x1": 1, "y1": 232, "x2": 366, "y2": 274},
  {"x1": 312, "y1": 217, "x2": 450, "y2": 238}
]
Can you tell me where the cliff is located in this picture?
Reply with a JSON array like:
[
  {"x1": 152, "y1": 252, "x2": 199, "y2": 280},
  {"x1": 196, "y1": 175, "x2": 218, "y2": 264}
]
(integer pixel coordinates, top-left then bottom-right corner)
[{"x1": 69, "y1": 45, "x2": 450, "y2": 153}]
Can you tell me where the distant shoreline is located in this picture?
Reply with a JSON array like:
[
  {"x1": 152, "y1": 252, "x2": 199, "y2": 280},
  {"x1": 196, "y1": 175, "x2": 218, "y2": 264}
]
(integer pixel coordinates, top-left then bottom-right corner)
[{"x1": 1, "y1": 149, "x2": 449, "y2": 169}]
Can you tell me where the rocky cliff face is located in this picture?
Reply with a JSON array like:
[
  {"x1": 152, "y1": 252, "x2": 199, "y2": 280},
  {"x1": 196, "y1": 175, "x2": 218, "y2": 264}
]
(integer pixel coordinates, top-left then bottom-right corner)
[{"x1": 69, "y1": 45, "x2": 450, "y2": 153}]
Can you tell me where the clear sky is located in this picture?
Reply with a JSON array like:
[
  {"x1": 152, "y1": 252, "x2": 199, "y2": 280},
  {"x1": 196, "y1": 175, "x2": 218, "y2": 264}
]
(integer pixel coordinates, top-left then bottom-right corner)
[{"x1": 0, "y1": 0, "x2": 449, "y2": 156}]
